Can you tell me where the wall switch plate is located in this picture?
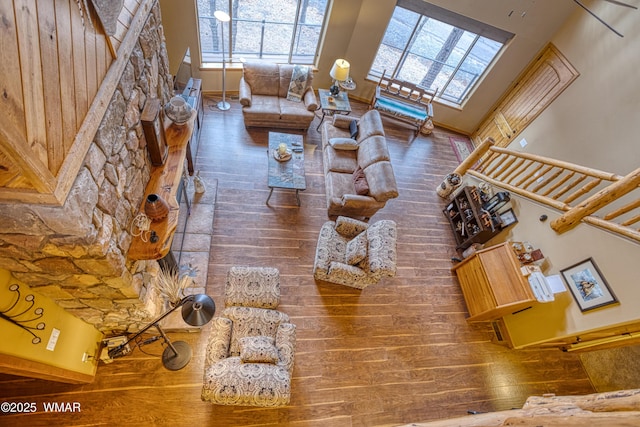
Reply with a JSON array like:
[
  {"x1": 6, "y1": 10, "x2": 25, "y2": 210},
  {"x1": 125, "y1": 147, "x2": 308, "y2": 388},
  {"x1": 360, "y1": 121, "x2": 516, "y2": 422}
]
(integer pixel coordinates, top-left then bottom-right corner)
[
  {"x1": 46, "y1": 328, "x2": 60, "y2": 351},
  {"x1": 520, "y1": 138, "x2": 528, "y2": 147}
]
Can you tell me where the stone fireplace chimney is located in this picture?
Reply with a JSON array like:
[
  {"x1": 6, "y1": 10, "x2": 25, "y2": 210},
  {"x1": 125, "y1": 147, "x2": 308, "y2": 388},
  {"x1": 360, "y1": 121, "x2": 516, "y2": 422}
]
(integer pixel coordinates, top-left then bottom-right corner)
[{"x1": 0, "y1": 3, "x2": 174, "y2": 332}]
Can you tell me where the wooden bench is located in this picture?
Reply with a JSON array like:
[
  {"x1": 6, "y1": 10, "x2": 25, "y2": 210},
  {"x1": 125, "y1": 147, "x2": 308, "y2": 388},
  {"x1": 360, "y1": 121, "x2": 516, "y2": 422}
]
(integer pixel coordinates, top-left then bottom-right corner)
[{"x1": 369, "y1": 71, "x2": 436, "y2": 138}]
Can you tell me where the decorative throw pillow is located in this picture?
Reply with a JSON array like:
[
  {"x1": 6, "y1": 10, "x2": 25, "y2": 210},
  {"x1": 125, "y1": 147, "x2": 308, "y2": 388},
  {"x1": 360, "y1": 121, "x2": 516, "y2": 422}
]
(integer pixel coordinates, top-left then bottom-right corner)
[
  {"x1": 349, "y1": 119, "x2": 359, "y2": 139},
  {"x1": 239, "y1": 335, "x2": 279, "y2": 364},
  {"x1": 352, "y1": 166, "x2": 369, "y2": 195},
  {"x1": 335, "y1": 216, "x2": 369, "y2": 236},
  {"x1": 345, "y1": 232, "x2": 368, "y2": 265},
  {"x1": 329, "y1": 138, "x2": 359, "y2": 150}
]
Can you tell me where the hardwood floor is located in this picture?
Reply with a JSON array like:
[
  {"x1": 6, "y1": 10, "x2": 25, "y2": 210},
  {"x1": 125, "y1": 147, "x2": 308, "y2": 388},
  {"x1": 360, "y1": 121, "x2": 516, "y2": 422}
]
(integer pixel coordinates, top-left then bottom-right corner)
[{"x1": 0, "y1": 96, "x2": 595, "y2": 427}]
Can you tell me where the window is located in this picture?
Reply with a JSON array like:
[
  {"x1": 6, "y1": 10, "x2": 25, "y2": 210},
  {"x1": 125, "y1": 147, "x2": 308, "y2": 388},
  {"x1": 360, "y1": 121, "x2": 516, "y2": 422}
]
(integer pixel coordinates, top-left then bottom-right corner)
[
  {"x1": 370, "y1": 1, "x2": 513, "y2": 105},
  {"x1": 196, "y1": 0, "x2": 329, "y2": 65}
]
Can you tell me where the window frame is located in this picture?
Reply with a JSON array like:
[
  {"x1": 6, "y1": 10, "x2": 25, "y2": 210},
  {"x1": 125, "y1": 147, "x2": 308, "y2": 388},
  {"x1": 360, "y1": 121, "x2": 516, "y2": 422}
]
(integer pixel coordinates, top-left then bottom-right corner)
[
  {"x1": 369, "y1": 1, "x2": 513, "y2": 107},
  {"x1": 196, "y1": 0, "x2": 330, "y2": 66}
]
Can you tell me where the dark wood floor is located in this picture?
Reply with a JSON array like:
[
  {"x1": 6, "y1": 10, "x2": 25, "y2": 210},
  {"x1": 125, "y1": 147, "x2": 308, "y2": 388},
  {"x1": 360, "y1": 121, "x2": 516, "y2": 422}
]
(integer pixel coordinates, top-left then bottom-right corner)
[{"x1": 0, "y1": 96, "x2": 595, "y2": 427}]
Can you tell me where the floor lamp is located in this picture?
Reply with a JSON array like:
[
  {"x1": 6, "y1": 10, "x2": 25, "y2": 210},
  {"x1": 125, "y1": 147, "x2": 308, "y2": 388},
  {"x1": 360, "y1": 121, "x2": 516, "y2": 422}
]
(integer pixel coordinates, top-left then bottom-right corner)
[
  {"x1": 214, "y1": 10, "x2": 231, "y2": 111},
  {"x1": 107, "y1": 294, "x2": 216, "y2": 371}
]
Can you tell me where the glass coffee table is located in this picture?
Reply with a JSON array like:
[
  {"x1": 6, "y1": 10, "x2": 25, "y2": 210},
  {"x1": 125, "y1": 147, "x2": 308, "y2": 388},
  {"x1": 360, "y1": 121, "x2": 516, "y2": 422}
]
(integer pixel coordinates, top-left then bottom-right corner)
[
  {"x1": 266, "y1": 132, "x2": 306, "y2": 206},
  {"x1": 316, "y1": 88, "x2": 352, "y2": 131}
]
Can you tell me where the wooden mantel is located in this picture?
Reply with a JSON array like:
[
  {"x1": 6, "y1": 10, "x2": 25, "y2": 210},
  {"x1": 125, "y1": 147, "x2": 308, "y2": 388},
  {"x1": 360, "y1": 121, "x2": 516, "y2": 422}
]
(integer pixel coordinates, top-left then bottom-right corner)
[{"x1": 128, "y1": 111, "x2": 196, "y2": 261}]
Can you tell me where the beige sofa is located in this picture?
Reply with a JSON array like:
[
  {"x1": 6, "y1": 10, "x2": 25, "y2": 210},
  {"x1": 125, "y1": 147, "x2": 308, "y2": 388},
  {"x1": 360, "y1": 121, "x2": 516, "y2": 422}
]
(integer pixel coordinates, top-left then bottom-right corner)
[
  {"x1": 239, "y1": 61, "x2": 318, "y2": 130},
  {"x1": 321, "y1": 109, "x2": 399, "y2": 219}
]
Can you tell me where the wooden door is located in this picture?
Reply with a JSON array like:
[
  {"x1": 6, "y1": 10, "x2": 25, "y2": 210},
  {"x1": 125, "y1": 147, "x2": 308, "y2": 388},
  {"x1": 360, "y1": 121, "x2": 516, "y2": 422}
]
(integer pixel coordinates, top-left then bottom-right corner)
[{"x1": 472, "y1": 43, "x2": 579, "y2": 147}]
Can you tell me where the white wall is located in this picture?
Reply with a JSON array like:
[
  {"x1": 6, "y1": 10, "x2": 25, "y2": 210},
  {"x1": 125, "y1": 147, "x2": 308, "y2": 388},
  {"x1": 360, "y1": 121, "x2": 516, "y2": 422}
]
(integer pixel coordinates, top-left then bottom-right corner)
[
  {"x1": 510, "y1": 0, "x2": 640, "y2": 174},
  {"x1": 159, "y1": 0, "x2": 201, "y2": 78}
]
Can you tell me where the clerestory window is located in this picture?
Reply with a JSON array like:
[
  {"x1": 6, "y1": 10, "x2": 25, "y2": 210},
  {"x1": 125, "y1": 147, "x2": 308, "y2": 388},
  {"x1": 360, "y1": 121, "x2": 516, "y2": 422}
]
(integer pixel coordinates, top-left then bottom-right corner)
[
  {"x1": 369, "y1": 1, "x2": 514, "y2": 106},
  {"x1": 196, "y1": 0, "x2": 330, "y2": 66}
]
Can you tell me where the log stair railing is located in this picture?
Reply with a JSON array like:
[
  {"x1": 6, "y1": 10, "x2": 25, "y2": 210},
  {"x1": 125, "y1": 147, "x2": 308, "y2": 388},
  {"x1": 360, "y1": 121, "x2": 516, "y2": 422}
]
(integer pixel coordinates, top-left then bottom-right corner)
[{"x1": 453, "y1": 138, "x2": 640, "y2": 244}]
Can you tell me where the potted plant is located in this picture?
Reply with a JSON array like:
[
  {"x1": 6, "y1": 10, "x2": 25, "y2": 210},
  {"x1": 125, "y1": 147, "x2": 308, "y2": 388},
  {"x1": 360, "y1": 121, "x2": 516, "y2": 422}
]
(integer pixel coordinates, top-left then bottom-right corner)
[{"x1": 155, "y1": 265, "x2": 194, "y2": 308}]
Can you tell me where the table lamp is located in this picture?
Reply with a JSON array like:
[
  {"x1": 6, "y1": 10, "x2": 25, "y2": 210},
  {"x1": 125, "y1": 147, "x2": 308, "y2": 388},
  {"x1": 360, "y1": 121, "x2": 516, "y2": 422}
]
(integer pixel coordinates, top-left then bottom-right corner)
[{"x1": 329, "y1": 59, "x2": 350, "y2": 96}]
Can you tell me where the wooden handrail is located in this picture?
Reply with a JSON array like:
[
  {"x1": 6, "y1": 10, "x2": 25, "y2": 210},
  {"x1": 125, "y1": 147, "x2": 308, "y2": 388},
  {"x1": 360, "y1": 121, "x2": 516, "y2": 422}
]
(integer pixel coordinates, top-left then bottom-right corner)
[
  {"x1": 482, "y1": 146, "x2": 623, "y2": 182},
  {"x1": 450, "y1": 144, "x2": 640, "y2": 244},
  {"x1": 453, "y1": 137, "x2": 494, "y2": 176},
  {"x1": 550, "y1": 167, "x2": 640, "y2": 233}
]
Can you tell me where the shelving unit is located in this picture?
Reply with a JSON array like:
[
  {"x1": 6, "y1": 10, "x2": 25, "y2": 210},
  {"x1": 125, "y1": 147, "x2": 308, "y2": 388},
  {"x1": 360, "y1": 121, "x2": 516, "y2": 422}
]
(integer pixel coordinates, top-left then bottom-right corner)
[{"x1": 443, "y1": 185, "x2": 501, "y2": 250}]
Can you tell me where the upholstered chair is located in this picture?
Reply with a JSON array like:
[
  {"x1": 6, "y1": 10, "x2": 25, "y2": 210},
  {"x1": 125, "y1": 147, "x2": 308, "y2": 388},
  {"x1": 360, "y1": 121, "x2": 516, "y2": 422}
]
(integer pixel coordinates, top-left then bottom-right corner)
[
  {"x1": 201, "y1": 266, "x2": 296, "y2": 407},
  {"x1": 313, "y1": 216, "x2": 398, "y2": 289}
]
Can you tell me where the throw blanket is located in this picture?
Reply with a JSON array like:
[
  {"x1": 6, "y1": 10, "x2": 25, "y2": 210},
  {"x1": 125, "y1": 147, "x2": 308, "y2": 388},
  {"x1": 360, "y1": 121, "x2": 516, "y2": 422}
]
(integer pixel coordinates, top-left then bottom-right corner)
[{"x1": 286, "y1": 65, "x2": 309, "y2": 102}]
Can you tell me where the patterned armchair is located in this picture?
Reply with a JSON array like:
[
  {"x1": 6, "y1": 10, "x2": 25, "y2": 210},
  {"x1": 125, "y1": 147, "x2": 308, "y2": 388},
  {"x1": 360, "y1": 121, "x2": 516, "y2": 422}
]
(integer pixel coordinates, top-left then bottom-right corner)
[
  {"x1": 201, "y1": 266, "x2": 296, "y2": 407},
  {"x1": 313, "y1": 216, "x2": 397, "y2": 289}
]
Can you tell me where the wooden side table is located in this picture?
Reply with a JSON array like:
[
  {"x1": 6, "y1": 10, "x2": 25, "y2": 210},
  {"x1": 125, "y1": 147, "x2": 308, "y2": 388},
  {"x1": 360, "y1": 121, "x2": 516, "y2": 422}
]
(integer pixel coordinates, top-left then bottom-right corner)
[{"x1": 316, "y1": 88, "x2": 352, "y2": 131}]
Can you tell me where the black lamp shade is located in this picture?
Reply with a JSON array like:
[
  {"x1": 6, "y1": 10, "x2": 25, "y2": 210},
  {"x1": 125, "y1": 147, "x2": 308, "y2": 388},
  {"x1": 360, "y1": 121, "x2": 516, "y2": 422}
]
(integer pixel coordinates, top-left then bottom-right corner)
[{"x1": 181, "y1": 294, "x2": 216, "y2": 326}]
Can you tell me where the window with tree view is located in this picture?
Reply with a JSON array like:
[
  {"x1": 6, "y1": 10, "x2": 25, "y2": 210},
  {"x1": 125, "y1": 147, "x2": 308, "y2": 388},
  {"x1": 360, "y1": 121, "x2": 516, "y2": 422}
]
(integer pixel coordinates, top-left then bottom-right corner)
[
  {"x1": 370, "y1": 2, "x2": 513, "y2": 106},
  {"x1": 196, "y1": 0, "x2": 329, "y2": 65}
]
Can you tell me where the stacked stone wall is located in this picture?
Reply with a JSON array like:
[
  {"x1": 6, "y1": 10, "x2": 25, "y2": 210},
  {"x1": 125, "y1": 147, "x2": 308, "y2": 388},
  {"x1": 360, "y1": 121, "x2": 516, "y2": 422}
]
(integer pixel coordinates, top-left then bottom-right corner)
[{"x1": 0, "y1": 3, "x2": 173, "y2": 332}]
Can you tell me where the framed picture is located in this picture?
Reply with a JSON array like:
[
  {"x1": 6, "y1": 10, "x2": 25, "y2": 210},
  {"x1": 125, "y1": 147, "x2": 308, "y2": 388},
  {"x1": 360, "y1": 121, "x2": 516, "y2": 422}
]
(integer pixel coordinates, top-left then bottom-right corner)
[
  {"x1": 560, "y1": 258, "x2": 618, "y2": 312},
  {"x1": 499, "y1": 208, "x2": 518, "y2": 228}
]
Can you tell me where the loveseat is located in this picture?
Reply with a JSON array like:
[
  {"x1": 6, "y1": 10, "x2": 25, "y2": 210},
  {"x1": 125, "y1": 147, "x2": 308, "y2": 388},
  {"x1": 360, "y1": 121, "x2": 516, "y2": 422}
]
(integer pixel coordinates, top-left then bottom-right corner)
[
  {"x1": 321, "y1": 109, "x2": 399, "y2": 219},
  {"x1": 239, "y1": 61, "x2": 318, "y2": 130},
  {"x1": 313, "y1": 216, "x2": 398, "y2": 289}
]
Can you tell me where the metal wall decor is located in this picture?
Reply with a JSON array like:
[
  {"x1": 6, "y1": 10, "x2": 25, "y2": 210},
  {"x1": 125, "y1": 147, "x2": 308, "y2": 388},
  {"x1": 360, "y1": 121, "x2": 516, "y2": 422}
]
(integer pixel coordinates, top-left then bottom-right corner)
[{"x1": 0, "y1": 284, "x2": 46, "y2": 344}]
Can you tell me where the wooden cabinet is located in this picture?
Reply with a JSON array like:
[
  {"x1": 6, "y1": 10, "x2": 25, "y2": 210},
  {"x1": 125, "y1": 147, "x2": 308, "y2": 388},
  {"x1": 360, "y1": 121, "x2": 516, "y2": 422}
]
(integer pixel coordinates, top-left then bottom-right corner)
[
  {"x1": 443, "y1": 186, "x2": 500, "y2": 250},
  {"x1": 452, "y1": 243, "x2": 536, "y2": 322}
]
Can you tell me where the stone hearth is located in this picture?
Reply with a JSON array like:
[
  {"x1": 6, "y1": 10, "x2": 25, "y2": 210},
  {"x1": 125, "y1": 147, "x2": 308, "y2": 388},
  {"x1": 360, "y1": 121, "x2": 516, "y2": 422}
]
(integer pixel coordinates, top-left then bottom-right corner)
[{"x1": 161, "y1": 176, "x2": 217, "y2": 331}]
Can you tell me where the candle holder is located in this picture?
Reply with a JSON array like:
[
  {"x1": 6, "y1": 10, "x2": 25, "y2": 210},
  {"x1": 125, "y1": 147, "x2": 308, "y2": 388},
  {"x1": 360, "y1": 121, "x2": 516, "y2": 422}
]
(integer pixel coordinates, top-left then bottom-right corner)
[{"x1": 0, "y1": 284, "x2": 46, "y2": 344}]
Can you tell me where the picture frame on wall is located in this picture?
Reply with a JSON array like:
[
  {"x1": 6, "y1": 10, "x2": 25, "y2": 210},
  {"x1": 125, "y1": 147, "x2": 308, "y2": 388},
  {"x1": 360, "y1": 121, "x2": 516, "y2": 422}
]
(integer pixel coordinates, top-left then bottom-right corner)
[
  {"x1": 560, "y1": 258, "x2": 618, "y2": 312},
  {"x1": 499, "y1": 208, "x2": 518, "y2": 228}
]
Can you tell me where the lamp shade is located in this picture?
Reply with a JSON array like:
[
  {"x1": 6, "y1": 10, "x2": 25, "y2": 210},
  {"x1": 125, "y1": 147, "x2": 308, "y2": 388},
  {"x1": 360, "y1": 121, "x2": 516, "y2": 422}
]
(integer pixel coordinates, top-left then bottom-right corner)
[
  {"x1": 181, "y1": 294, "x2": 216, "y2": 326},
  {"x1": 213, "y1": 10, "x2": 230, "y2": 22},
  {"x1": 329, "y1": 59, "x2": 350, "y2": 81}
]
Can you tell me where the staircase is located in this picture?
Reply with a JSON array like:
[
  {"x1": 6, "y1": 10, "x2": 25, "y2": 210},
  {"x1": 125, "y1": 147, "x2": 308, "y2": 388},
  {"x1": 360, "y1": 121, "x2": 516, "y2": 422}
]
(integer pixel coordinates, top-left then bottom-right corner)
[{"x1": 453, "y1": 138, "x2": 640, "y2": 244}]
